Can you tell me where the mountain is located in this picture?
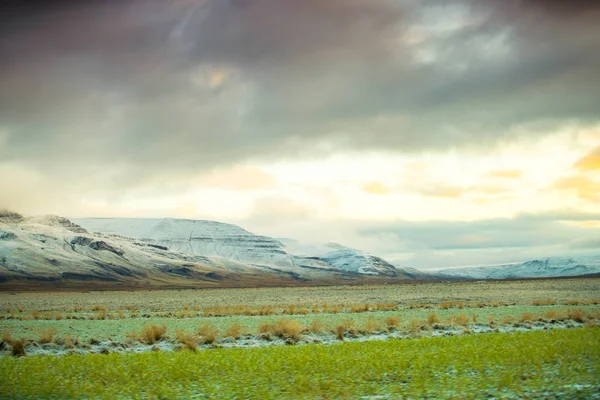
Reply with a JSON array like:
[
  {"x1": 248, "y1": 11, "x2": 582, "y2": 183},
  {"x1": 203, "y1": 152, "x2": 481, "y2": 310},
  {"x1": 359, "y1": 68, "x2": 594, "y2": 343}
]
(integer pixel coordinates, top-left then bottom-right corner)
[
  {"x1": 0, "y1": 213, "x2": 417, "y2": 289},
  {"x1": 74, "y1": 217, "x2": 336, "y2": 273},
  {"x1": 435, "y1": 256, "x2": 600, "y2": 279}
]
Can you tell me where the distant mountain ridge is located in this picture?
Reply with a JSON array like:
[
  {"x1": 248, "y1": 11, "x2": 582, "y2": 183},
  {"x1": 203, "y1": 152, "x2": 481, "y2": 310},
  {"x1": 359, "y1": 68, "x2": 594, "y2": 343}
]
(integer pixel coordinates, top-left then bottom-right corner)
[{"x1": 435, "y1": 256, "x2": 600, "y2": 279}]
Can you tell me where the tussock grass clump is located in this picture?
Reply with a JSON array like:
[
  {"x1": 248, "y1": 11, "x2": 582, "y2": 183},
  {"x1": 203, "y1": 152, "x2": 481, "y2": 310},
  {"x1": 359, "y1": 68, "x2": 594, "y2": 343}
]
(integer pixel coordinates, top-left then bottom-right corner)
[
  {"x1": 407, "y1": 319, "x2": 424, "y2": 334},
  {"x1": 271, "y1": 320, "x2": 304, "y2": 341},
  {"x1": 520, "y1": 312, "x2": 536, "y2": 323},
  {"x1": 544, "y1": 310, "x2": 558, "y2": 320},
  {"x1": 567, "y1": 308, "x2": 587, "y2": 323},
  {"x1": 375, "y1": 303, "x2": 397, "y2": 312},
  {"x1": 451, "y1": 314, "x2": 470, "y2": 327},
  {"x1": 175, "y1": 329, "x2": 197, "y2": 352},
  {"x1": 427, "y1": 312, "x2": 440, "y2": 326},
  {"x1": 9, "y1": 338, "x2": 27, "y2": 357},
  {"x1": 439, "y1": 301, "x2": 465, "y2": 310},
  {"x1": 224, "y1": 323, "x2": 244, "y2": 339},
  {"x1": 385, "y1": 316, "x2": 401, "y2": 330},
  {"x1": 308, "y1": 319, "x2": 324, "y2": 333},
  {"x1": 500, "y1": 315, "x2": 516, "y2": 325},
  {"x1": 38, "y1": 329, "x2": 57, "y2": 344},
  {"x1": 198, "y1": 324, "x2": 219, "y2": 344},
  {"x1": 532, "y1": 298, "x2": 557, "y2": 306},
  {"x1": 127, "y1": 325, "x2": 167, "y2": 344},
  {"x1": 361, "y1": 317, "x2": 380, "y2": 334},
  {"x1": 335, "y1": 325, "x2": 345, "y2": 341},
  {"x1": 2, "y1": 329, "x2": 11, "y2": 343}
]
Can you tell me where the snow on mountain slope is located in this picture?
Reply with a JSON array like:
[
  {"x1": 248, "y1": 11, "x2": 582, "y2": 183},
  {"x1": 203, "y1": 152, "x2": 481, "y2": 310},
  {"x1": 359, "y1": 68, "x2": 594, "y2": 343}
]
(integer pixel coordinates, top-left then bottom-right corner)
[
  {"x1": 0, "y1": 214, "x2": 343, "y2": 288},
  {"x1": 74, "y1": 218, "x2": 339, "y2": 273},
  {"x1": 435, "y1": 256, "x2": 600, "y2": 279},
  {"x1": 321, "y1": 247, "x2": 407, "y2": 277}
]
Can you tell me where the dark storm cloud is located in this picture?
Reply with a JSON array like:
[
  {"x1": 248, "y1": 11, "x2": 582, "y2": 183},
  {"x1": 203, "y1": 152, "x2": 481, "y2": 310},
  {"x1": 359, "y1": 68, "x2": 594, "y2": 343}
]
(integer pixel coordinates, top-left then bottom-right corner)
[{"x1": 0, "y1": 0, "x2": 599, "y2": 196}]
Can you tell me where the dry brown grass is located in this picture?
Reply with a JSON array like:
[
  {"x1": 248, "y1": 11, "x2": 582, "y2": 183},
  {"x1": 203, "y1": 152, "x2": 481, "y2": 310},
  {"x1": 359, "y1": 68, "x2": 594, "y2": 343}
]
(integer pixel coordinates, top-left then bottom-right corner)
[
  {"x1": 451, "y1": 314, "x2": 470, "y2": 327},
  {"x1": 197, "y1": 324, "x2": 220, "y2": 344},
  {"x1": 31, "y1": 310, "x2": 41, "y2": 320},
  {"x1": 128, "y1": 324, "x2": 168, "y2": 344},
  {"x1": 544, "y1": 310, "x2": 559, "y2": 320},
  {"x1": 375, "y1": 303, "x2": 397, "y2": 311},
  {"x1": 563, "y1": 298, "x2": 600, "y2": 306},
  {"x1": 9, "y1": 338, "x2": 26, "y2": 357},
  {"x1": 308, "y1": 319, "x2": 324, "y2": 333},
  {"x1": 38, "y1": 328, "x2": 57, "y2": 344},
  {"x1": 224, "y1": 323, "x2": 244, "y2": 339},
  {"x1": 91, "y1": 305, "x2": 107, "y2": 312},
  {"x1": 532, "y1": 298, "x2": 557, "y2": 306},
  {"x1": 2, "y1": 328, "x2": 11, "y2": 343},
  {"x1": 175, "y1": 329, "x2": 197, "y2": 351},
  {"x1": 427, "y1": 312, "x2": 441, "y2": 326},
  {"x1": 519, "y1": 312, "x2": 536, "y2": 322},
  {"x1": 335, "y1": 325, "x2": 345, "y2": 341},
  {"x1": 361, "y1": 317, "x2": 379, "y2": 334},
  {"x1": 407, "y1": 319, "x2": 424, "y2": 334},
  {"x1": 270, "y1": 320, "x2": 304, "y2": 341},
  {"x1": 439, "y1": 301, "x2": 465, "y2": 310},
  {"x1": 385, "y1": 316, "x2": 401, "y2": 330},
  {"x1": 567, "y1": 308, "x2": 587, "y2": 323},
  {"x1": 500, "y1": 315, "x2": 516, "y2": 325}
]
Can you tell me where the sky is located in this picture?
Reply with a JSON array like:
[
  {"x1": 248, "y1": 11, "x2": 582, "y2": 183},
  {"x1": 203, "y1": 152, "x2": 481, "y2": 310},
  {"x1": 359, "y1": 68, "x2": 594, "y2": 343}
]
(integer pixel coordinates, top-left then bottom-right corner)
[{"x1": 1, "y1": 0, "x2": 599, "y2": 269}]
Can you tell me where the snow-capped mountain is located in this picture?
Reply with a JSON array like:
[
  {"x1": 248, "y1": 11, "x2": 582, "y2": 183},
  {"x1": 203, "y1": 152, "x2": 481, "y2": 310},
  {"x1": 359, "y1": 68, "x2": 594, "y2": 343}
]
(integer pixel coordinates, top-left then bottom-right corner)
[
  {"x1": 73, "y1": 218, "x2": 337, "y2": 273},
  {"x1": 0, "y1": 213, "x2": 288, "y2": 288},
  {"x1": 321, "y1": 247, "x2": 404, "y2": 277},
  {"x1": 435, "y1": 256, "x2": 600, "y2": 279}
]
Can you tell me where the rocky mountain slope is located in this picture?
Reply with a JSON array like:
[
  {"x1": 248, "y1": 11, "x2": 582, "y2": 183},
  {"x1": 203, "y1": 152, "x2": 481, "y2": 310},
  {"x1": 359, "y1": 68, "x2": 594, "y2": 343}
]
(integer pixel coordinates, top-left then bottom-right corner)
[{"x1": 435, "y1": 256, "x2": 600, "y2": 279}]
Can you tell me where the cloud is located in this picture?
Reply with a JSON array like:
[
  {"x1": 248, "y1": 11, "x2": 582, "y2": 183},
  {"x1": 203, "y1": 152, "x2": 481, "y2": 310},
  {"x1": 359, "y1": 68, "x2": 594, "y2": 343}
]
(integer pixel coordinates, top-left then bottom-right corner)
[
  {"x1": 1, "y1": 0, "x2": 599, "y2": 202},
  {"x1": 486, "y1": 170, "x2": 523, "y2": 179},
  {"x1": 362, "y1": 181, "x2": 392, "y2": 195},
  {"x1": 193, "y1": 166, "x2": 277, "y2": 191},
  {"x1": 575, "y1": 146, "x2": 600, "y2": 170},
  {"x1": 553, "y1": 175, "x2": 600, "y2": 201}
]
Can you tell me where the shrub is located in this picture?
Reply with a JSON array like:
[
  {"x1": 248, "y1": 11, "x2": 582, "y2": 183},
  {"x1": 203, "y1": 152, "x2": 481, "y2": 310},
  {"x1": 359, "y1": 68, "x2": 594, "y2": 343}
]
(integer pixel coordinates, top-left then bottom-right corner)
[
  {"x1": 198, "y1": 324, "x2": 219, "y2": 344},
  {"x1": 38, "y1": 329, "x2": 57, "y2": 344}
]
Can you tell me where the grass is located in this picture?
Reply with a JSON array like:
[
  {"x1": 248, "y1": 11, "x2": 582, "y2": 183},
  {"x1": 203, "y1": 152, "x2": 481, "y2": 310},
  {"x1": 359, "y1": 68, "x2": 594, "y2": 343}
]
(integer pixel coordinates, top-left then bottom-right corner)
[{"x1": 1, "y1": 328, "x2": 597, "y2": 399}]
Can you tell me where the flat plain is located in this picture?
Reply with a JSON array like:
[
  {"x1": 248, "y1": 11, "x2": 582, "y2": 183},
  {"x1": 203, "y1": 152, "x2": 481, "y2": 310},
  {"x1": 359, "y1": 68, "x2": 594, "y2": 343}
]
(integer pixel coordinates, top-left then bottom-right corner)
[{"x1": 1, "y1": 278, "x2": 599, "y2": 398}]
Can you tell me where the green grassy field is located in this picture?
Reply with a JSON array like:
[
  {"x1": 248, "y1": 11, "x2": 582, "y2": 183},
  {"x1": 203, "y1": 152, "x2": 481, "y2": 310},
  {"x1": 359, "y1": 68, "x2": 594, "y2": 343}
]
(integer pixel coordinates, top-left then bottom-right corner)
[{"x1": 1, "y1": 327, "x2": 598, "y2": 399}]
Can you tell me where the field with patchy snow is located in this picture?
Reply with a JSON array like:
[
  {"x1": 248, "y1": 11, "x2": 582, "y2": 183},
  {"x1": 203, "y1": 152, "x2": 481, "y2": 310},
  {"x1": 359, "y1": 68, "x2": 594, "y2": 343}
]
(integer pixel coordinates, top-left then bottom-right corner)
[{"x1": 1, "y1": 279, "x2": 599, "y2": 398}]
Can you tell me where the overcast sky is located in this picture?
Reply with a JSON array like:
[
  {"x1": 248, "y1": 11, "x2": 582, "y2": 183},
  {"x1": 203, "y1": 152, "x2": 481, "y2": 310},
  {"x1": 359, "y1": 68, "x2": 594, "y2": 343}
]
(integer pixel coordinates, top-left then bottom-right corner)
[{"x1": 1, "y1": 0, "x2": 599, "y2": 269}]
